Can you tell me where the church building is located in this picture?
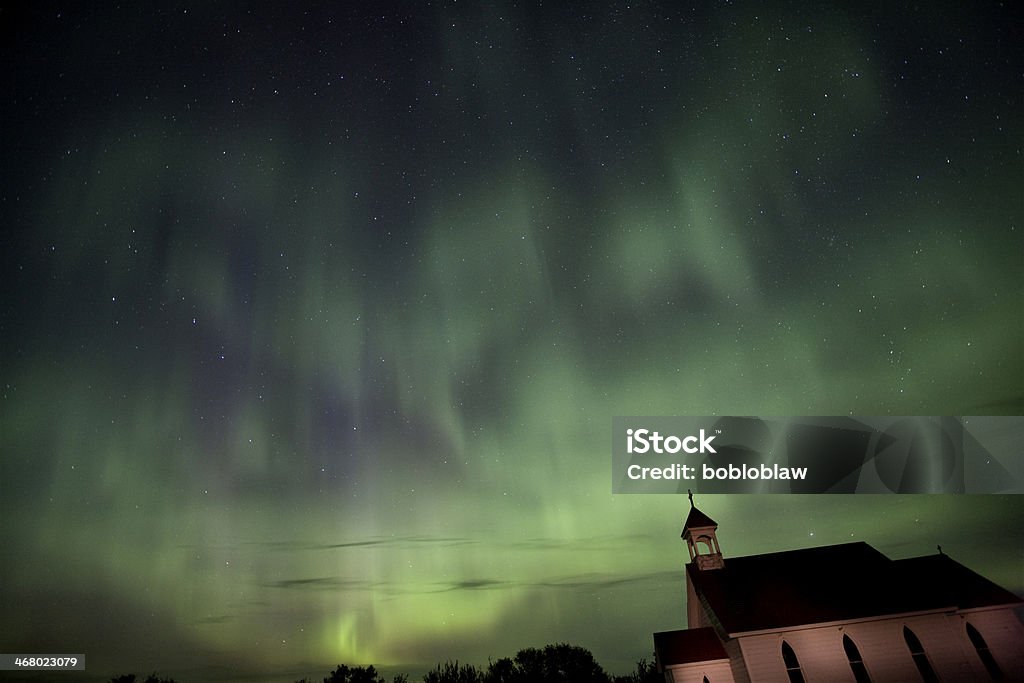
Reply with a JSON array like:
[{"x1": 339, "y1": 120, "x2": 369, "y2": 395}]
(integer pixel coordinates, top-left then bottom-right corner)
[{"x1": 653, "y1": 496, "x2": 1024, "y2": 682}]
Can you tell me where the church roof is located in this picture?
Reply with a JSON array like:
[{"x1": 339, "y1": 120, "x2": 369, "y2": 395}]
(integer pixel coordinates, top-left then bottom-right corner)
[
  {"x1": 682, "y1": 505, "x2": 718, "y2": 533},
  {"x1": 688, "y1": 542, "x2": 1023, "y2": 635},
  {"x1": 890, "y1": 553, "x2": 1023, "y2": 610},
  {"x1": 654, "y1": 627, "x2": 729, "y2": 666}
]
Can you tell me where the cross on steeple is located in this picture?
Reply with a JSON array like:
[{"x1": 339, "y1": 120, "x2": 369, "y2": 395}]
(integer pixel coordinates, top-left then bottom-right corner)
[{"x1": 681, "y1": 494, "x2": 724, "y2": 570}]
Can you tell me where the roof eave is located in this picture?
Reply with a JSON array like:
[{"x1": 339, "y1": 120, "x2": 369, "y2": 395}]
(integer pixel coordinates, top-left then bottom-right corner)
[{"x1": 724, "y1": 605, "x2": 962, "y2": 638}]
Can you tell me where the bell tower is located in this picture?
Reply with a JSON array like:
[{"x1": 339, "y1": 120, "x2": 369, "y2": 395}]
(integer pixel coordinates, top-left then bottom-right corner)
[{"x1": 681, "y1": 491, "x2": 724, "y2": 571}]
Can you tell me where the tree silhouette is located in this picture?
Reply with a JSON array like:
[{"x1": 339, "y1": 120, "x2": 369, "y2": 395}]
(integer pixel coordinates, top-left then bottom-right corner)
[
  {"x1": 108, "y1": 675, "x2": 179, "y2": 683},
  {"x1": 294, "y1": 643, "x2": 647, "y2": 683},
  {"x1": 611, "y1": 657, "x2": 660, "y2": 683},
  {"x1": 483, "y1": 657, "x2": 518, "y2": 683},
  {"x1": 423, "y1": 660, "x2": 484, "y2": 683},
  {"x1": 322, "y1": 663, "x2": 386, "y2": 683},
  {"x1": 476, "y1": 644, "x2": 610, "y2": 683},
  {"x1": 515, "y1": 643, "x2": 609, "y2": 683}
]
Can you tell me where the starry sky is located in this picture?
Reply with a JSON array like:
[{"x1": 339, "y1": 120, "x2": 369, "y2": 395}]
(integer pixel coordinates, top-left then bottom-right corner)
[{"x1": 1, "y1": 2, "x2": 1022, "y2": 681}]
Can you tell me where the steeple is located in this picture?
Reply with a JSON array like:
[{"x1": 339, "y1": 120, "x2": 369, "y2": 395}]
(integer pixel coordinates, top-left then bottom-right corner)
[{"x1": 681, "y1": 491, "x2": 724, "y2": 570}]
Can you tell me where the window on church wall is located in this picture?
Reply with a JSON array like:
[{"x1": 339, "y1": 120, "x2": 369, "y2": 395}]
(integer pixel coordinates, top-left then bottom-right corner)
[
  {"x1": 903, "y1": 626, "x2": 939, "y2": 683},
  {"x1": 843, "y1": 634, "x2": 872, "y2": 683},
  {"x1": 702, "y1": 677, "x2": 710, "y2": 683},
  {"x1": 966, "y1": 623, "x2": 1004, "y2": 681},
  {"x1": 781, "y1": 641, "x2": 805, "y2": 683}
]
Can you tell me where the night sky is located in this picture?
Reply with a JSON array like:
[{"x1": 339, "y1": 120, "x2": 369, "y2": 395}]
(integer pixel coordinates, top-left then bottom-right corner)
[{"x1": 1, "y1": 2, "x2": 1022, "y2": 681}]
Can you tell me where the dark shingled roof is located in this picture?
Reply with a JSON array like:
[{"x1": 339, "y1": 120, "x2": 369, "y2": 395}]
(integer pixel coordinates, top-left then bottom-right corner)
[
  {"x1": 682, "y1": 505, "x2": 718, "y2": 534},
  {"x1": 688, "y1": 542, "x2": 1023, "y2": 635},
  {"x1": 891, "y1": 553, "x2": 1024, "y2": 610},
  {"x1": 654, "y1": 627, "x2": 729, "y2": 666}
]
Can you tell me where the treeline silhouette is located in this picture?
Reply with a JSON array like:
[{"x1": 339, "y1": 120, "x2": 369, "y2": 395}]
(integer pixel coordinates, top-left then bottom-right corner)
[{"x1": 108, "y1": 643, "x2": 661, "y2": 683}]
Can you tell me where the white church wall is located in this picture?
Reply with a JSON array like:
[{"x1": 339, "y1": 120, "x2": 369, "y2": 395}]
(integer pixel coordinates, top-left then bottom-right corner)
[
  {"x1": 725, "y1": 608, "x2": 1024, "y2": 682},
  {"x1": 840, "y1": 619, "x2": 930, "y2": 682},
  {"x1": 734, "y1": 634, "x2": 787, "y2": 682},
  {"x1": 902, "y1": 612, "x2": 982, "y2": 681},
  {"x1": 959, "y1": 608, "x2": 1024, "y2": 681},
  {"x1": 664, "y1": 660, "x2": 734, "y2": 683}
]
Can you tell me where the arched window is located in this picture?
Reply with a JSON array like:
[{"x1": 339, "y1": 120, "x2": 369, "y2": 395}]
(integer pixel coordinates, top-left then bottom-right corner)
[
  {"x1": 781, "y1": 641, "x2": 805, "y2": 683},
  {"x1": 843, "y1": 634, "x2": 872, "y2": 683},
  {"x1": 703, "y1": 677, "x2": 710, "y2": 683},
  {"x1": 966, "y1": 623, "x2": 1003, "y2": 680},
  {"x1": 903, "y1": 626, "x2": 939, "y2": 683}
]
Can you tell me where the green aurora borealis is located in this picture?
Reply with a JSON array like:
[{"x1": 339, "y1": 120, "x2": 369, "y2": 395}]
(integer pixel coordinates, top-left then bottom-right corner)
[{"x1": 1, "y1": 2, "x2": 1022, "y2": 680}]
